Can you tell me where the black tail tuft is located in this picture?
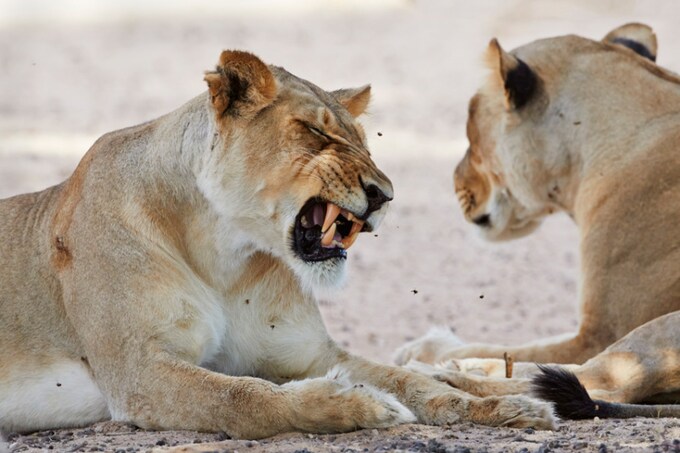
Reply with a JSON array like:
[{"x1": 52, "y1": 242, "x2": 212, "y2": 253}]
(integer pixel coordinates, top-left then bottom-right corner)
[{"x1": 531, "y1": 365, "x2": 611, "y2": 420}]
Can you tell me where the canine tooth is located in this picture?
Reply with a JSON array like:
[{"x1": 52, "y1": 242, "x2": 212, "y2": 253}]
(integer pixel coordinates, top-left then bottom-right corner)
[
  {"x1": 322, "y1": 203, "x2": 341, "y2": 233},
  {"x1": 342, "y1": 231, "x2": 360, "y2": 250},
  {"x1": 342, "y1": 222, "x2": 364, "y2": 250},
  {"x1": 321, "y1": 222, "x2": 337, "y2": 246}
]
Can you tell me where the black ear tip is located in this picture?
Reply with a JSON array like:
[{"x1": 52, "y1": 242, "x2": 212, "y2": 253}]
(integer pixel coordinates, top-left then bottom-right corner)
[
  {"x1": 505, "y1": 57, "x2": 537, "y2": 109},
  {"x1": 610, "y1": 37, "x2": 657, "y2": 62}
]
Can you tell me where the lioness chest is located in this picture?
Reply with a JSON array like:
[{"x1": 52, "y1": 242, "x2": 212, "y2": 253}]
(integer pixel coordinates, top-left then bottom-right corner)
[{"x1": 176, "y1": 269, "x2": 333, "y2": 384}]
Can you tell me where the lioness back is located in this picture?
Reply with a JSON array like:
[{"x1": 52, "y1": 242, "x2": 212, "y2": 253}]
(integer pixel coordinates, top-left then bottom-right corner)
[{"x1": 0, "y1": 186, "x2": 70, "y2": 350}]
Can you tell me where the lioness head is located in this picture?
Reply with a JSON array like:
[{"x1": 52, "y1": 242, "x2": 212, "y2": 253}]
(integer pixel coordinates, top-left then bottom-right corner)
[
  {"x1": 455, "y1": 23, "x2": 659, "y2": 241},
  {"x1": 200, "y1": 51, "x2": 392, "y2": 289}
]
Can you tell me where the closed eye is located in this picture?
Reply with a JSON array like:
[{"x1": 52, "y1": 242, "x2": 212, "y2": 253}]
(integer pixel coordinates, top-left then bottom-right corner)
[
  {"x1": 296, "y1": 119, "x2": 355, "y2": 149},
  {"x1": 296, "y1": 120, "x2": 329, "y2": 141},
  {"x1": 307, "y1": 125, "x2": 327, "y2": 138}
]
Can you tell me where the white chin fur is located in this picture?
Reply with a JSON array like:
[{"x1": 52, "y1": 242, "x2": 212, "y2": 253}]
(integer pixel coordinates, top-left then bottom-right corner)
[
  {"x1": 289, "y1": 256, "x2": 348, "y2": 293},
  {"x1": 478, "y1": 217, "x2": 541, "y2": 242},
  {"x1": 476, "y1": 191, "x2": 543, "y2": 242}
]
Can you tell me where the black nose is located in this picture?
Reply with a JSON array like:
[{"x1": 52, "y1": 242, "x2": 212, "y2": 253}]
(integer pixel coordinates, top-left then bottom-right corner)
[
  {"x1": 472, "y1": 214, "x2": 491, "y2": 227},
  {"x1": 363, "y1": 182, "x2": 392, "y2": 215}
]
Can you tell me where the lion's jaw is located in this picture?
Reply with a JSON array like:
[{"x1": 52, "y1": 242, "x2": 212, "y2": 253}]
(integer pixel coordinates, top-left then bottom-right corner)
[
  {"x1": 195, "y1": 150, "x2": 391, "y2": 292},
  {"x1": 472, "y1": 186, "x2": 544, "y2": 243},
  {"x1": 287, "y1": 198, "x2": 390, "y2": 291}
]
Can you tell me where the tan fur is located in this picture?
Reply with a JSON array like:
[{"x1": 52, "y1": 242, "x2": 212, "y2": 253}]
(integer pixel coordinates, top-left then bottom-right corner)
[
  {"x1": 395, "y1": 24, "x2": 680, "y2": 403},
  {"x1": 0, "y1": 50, "x2": 555, "y2": 438},
  {"x1": 407, "y1": 312, "x2": 680, "y2": 405}
]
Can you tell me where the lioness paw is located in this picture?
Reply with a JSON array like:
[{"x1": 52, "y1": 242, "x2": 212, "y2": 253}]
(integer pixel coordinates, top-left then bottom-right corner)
[
  {"x1": 420, "y1": 392, "x2": 555, "y2": 430},
  {"x1": 340, "y1": 382, "x2": 417, "y2": 428},
  {"x1": 285, "y1": 369, "x2": 415, "y2": 433},
  {"x1": 476, "y1": 395, "x2": 557, "y2": 430},
  {"x1": 325, "y1": 366, "x2": 415, "y2": 427},
  {"x1": 393, "y1": 327, "x2": 465, "y2": 366}
]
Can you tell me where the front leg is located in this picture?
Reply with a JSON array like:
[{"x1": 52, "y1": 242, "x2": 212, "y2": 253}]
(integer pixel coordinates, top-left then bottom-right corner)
[
  {"x1": 394, "y1": 326, "x2": 605, "y2": 366},
  {"x1": 64, "y1": 246, "x2": 417, "y2": 439},
  {"x1": 331, "y1": 351, "x2": 556, "y2": 430},
  {"x1": 403, "y1": 359, "x2": 533, "y2": 397}
]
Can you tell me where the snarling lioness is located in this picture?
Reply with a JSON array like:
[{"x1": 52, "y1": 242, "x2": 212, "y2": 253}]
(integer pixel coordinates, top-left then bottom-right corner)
[
  {"x1": 0, "y1": 51, "x2": 556, "y2": 438},
  {"x1": 395, "y1": 24, "x2": 680, "y2": 410}
]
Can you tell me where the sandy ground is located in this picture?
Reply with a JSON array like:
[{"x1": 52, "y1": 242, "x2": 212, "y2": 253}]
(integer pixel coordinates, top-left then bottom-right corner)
[
  {"x1": 5, "y1": 420, "x2": 680, "y2": 453},
  {"x1": 1, "y1": 0, "x2": 679, "y2": 451}
]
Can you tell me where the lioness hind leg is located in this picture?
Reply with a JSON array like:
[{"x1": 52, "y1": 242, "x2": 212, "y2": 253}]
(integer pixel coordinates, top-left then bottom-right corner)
[
  {"x1": 570, "y1": 312, "x2": 680, "y2": 404},
  {"x1": 573, "y1": 351, "x2": 675, "y2": 404},
  {"x1": 567, "y1": 349, "x2": 653, "y2": 404},
  {"x1": 0, "y1": 357, "x2": 110, "y2": 434}
]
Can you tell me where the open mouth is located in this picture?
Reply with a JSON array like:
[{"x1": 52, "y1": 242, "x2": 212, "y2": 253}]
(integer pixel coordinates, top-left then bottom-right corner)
[{"x1": 293, "y1": 199, "x2": 366, "y2": 262}]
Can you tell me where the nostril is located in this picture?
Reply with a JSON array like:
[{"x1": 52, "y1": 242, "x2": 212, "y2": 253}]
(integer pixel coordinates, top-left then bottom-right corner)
[
  {"x1": 365, "y1": 184, "x2": 379, "y2": 200},
  {"x1": 363, "y1": 183, "x2": 392, "y2": 215},
  {"x1": 472, "y1": 214, "x2": 491, "y2": 227}
]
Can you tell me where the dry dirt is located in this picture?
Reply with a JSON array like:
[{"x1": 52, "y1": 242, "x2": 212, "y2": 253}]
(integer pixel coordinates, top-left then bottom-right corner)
[
  {"x1": 1, "y1": 0, "x2": 679, "y2": 451},
  {"x1": 5, "y1": 419, "x2": 680, "y2": 453}
]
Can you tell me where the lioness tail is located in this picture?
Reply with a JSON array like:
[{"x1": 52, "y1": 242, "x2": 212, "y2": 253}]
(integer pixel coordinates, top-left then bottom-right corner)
[{"x1": 531, "y1": 365, "x2": 680, "y2": 419}]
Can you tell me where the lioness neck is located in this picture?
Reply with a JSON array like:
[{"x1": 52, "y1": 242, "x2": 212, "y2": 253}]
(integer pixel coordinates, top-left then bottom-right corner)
[{"x1": 123, "y1": 93, "x2": 269, "y2": 292}]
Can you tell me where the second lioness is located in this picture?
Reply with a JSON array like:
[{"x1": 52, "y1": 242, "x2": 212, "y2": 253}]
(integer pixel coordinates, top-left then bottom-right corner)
[
  {"x1": 394, "y1": 23, "x2": 680, "y2": 413},
  {"x1": 395, "y1": 23, "x2": 680, "y2": 367}
]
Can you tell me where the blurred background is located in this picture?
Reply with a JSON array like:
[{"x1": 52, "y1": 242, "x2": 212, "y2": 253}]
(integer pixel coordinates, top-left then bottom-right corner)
[{"x1": 1, "y1": 0, "x2": 676, "y2": 363}]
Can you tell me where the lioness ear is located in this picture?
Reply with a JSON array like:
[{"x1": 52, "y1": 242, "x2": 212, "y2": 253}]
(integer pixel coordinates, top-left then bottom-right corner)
[
  {"x1": 332, "y1": 85, "x2": 371, "y2": 117},
  {"x1": 603, "y1": 23, "x2": 657, "y2": 62},
  {"x1": 486, "y1": 39, "x2": 537, "y2": 110},
  {"x1": 204, "y1": 50, "x2": 277, "y2": 120}
]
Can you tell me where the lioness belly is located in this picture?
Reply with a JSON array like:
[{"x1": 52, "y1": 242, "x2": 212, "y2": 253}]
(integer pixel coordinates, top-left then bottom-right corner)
[{"x1": 0, "y1": 358, "x2": 110, "y2": 434}]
